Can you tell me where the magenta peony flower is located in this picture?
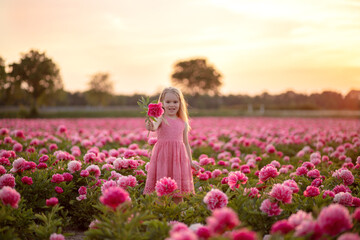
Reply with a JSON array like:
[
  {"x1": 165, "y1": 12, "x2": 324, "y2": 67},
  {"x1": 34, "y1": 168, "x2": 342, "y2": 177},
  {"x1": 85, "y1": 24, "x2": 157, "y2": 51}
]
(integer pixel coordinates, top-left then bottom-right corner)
[
  {"x1": 0, "y1": 186, "x2": 21, "y2": 208},
  {"x1": 283, "y1": 179, "x2": 299, "y2": 193},
  {"x1": 0, "y1": 165, "x2": 6, "y2": 175},
  {"x1": 317, "y1": 204, "x2": 352, "y2": 236},
  {"x1": 295, "y1": 166, "x2": 308, "y2": 176},
  {"x1": 55, "y1": 186, "x2": 63, "y2": 194},
  {"x1": 51, "y1": 174, "x2": 64, "y2": 183},
  {"x1": 333, "y1": 184, "x2": 352, "y2": 194},
  {"x1": 46, "y1": 197, "x2": 59, "y2": 206},
  {"x1": 311, "y1": 178, "x2": 323, "y2": 187},
  {"x1": 78, "y1": 186, "x2": 87, "y2": 195},
  {"x1": 62, "y1": 172, "x2": 73, "y2": 182},
  {"x1": 260, "y1": 199, "x2": 282, "y2": 216},
  {"x1": 155, "y1": 177, "x2": 178, "y2": 197},
  {"x1": 37, "y1": 162, "x2": 48, "y2": 169},
  {"x1": 0, "y1": 173, "x2": 16, "y2": 188},
  {"x1": 303, "y1": 186, "x2": 320, "y2": 197},
  {"x1": 230, "y1": 228, "x2": 257, "y2": 240},
  {"x1": 49, "y1": 233, "x2": 65, "y2": 240},
  {"x1": 80, "y1": 170, "x2": 90, "y2": 177},
  {"x1": 196, "y1": 225, "x2": 211, "y2": 239},
  {"x1": 206, "y1": 207, "x2": 240, "y2": 234},
  {"x1": 203, "y1": 189, "x2": 228, "y2": 210},
  {"x1": 270, "y1": 219, "x2": 294, "y2": 235},
  {"x1": 339, "y1": 169, "x2": 354, "y2": 185},
  {"x1": 99, "y1": 186, "x2": 130, "y2": 210},
  {"x1": 21, "y1": 176, "x2": 33, "y2": 185},
  {"x1": 147, "y1": 102, "x2": 164, "y2": 118},
  {"x1": 13, "y1": 143, "x2": 23, "y2": 152},
  {"x1": 322, "y1": 190, "x2": 335, "y2": 199},
  {"x1": 259, "y1": 164, "x2": 279, "y2": 182},
  {"x1": 269, "y1": 184, "x2": 292, "y2": 204}
]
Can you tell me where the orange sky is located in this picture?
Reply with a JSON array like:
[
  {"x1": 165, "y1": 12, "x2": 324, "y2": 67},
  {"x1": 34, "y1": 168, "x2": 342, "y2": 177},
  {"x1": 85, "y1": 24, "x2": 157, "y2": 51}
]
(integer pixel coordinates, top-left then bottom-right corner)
[{"x1": 1, "y1": 0, "x2": 360, "y2": 96}]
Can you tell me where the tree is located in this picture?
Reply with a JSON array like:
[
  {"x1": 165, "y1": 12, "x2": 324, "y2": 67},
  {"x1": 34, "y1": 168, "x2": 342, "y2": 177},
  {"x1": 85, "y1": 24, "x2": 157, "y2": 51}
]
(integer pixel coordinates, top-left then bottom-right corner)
[
  {"x1": 0, "y1": 57, "x2": 7, "y2": 103},
  {"x1": 85, "y1": 72, "x2": 114, "y2": 106},
  {"x1": 8, "y1": 50, "x2": 63, "y2": 116},
  {"x1": 171, "y1": 58, "x2": 222, "y2": 95}
]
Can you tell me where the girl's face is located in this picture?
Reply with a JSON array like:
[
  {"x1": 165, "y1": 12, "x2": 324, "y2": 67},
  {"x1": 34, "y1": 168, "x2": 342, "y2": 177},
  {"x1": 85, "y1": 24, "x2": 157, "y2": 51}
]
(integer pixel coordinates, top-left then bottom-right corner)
[{"x1": 163, "y1": 92, "x2": 180, "y2": 117}]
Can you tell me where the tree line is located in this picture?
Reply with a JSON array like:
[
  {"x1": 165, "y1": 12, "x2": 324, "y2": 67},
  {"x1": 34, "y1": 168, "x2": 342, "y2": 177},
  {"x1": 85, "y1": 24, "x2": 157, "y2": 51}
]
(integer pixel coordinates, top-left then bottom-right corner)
[{"x1": 0, "y1": 50, "x2": 359, "y2": 117}]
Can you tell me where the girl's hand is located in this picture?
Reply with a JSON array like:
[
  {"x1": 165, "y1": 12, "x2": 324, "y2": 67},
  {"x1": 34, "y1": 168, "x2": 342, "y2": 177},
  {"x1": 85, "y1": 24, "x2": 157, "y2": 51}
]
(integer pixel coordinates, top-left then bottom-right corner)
[
  {"x1": 191, "y1": 162, "x2": 200, "y2": 171},
  {"x1": 145, "y1": 121, "x2": 154, "y2": 131}
]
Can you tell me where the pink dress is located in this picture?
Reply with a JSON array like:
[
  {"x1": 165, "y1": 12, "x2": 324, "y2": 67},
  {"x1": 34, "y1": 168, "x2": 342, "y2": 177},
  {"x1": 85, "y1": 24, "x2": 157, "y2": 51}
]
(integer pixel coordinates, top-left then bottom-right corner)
[{"x1": 143, "y1": 116, "x2": 195, "y2": 196}]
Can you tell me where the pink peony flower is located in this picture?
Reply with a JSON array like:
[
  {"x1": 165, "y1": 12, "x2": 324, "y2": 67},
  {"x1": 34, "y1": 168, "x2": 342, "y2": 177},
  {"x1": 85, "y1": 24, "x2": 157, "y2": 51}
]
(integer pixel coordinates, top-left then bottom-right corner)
[
  {"x1": 269, "y1": 184, "x2": 292, "y2": 204},
  {"x1": 21, "y1": 176, "x2": 33, "y2": 185},
  {"x1": 228, "y1": 171, "x2": 248, "y2": 190},
  {"x1": 0, "y1": 173, "x2": 16, "y2": 188},
  {"x1": 294, "y1": 220, "x2": 322, "y2": 239},
  {"x1": 37, "y1": 162, "x2": 48, "y2": 169},
  {"x1": 46, "y1": 197, "x2": 59, "y2": 206},
  {"x1": 50, "y1": 233, "x2": 65, "y2": 240},
  {"x1": 203, "y1": 189, "x2": 228, "y2": 210},
  {"x1": 10, "y1": 157, "x2": 26, "y2": 172},
  {"x1": 259, "y1": 164, "x2": 279, "y2": 182},
  {"x1": 303, "y1": 186, "x2": 320, "y2": 197},
  {"x1": 295, "y1": 166, "x2": 308, "y2": 176},
  {"x1": 311, "y1": 178, "x2": 323, "y2": 187},
  {"x1": 334, "y1": 192, "x2": 353, "y2": 206},
  {"x1": 244, "y1": 187, "x2": 260, "y2": 198},
  {"x1": 99, "y1": 186, "x2": 130, "y2": 210},
  {"x1": 155, "y1": 177, "x2": 178, "y2": 197},
  {"x1": 13, "y1": 143, "x2": 23, "y2": 152},
  {"x1": 0, "y1": 165, "x2": 6, "y2": 175},
  {"x1": 117, "y1": 175, "x2": 137, "y2": 189},
  {"x1": 352, "y1": 208, "x2": 360, "y2": 222},
  {"x1": 283, "y1": 179, "x2": 299, "y2": 193},
  {"x1": 147, "y1": 102, "x2": 164, "y2": 118},
  {"x1": 260, "y1": 199, "x2": 282, "y2": 216},
  {"x1": 339, "y1": 169, "x2": 354, "y2": 185},
  {"x1": 206, "y1": 207, "x2": 240, "y2": 234},
  {"x1": 0, "y1": 186, "x2": 21, "y2": 208},
  {"x1": 288, "y1": 210, "x2": 313, "y2": 227},
  {"x1": 68, "y1": 160, "x2": 82, "y2": 173},
  {"x1": 317, "y1": 204, "x2": 352, "y2": 236},
  {"x1": 86, "y1": 164, "x2": 101, "y2": 178},
  {"x1": 270, "y1": 219, "x2": 294, "y2": 235},
  {"x1": 55, "y1": 186, "x2": 63, "y2": 194},
  {"x1": 338, "y1": 233, "x2": 360, "y2": 240},
  {"x1": 307, "y1": 169, "x2": 320, "y2": 178}
]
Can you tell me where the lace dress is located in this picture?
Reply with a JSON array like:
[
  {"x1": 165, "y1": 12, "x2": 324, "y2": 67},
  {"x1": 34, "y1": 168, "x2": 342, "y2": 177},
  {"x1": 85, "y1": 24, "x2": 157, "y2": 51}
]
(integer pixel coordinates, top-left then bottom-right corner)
[{"x1": 143, "y1": 116, "x2": 195, "y2": 196}]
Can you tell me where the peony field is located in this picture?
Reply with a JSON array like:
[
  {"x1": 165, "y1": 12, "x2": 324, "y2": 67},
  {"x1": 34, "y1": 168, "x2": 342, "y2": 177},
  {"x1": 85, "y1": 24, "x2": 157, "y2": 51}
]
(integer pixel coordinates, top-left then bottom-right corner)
[{"x1": 0, "y1": 117, "x2": 360, "y2": 240}]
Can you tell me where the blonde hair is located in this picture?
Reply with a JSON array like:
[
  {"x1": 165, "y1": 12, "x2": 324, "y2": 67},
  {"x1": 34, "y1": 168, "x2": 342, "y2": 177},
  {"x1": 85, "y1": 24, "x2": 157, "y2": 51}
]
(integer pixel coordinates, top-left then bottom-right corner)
[{"x1": 158, "y1": 87, "x2": 189, "y2": 123}]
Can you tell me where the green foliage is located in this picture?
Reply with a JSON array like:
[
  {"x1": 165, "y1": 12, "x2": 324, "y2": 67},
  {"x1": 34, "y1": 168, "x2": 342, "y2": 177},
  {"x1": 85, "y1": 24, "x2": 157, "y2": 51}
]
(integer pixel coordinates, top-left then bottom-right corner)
[
  {"x1": 28, "y1": 205, "x2": 67, "y2": 240},
  {"x1": 171, "y1": 58, "x2": 222, "y2": 96},
  {"x1": 8, "y1": 50, "x2": 63, "y2": 116}
]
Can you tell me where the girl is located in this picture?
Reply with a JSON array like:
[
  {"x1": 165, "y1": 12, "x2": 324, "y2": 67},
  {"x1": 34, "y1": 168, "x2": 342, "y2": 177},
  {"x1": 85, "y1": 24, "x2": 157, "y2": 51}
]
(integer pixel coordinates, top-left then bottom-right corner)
[{"x1": 143, "y1": 87, "x2": 200, "y2": 203}]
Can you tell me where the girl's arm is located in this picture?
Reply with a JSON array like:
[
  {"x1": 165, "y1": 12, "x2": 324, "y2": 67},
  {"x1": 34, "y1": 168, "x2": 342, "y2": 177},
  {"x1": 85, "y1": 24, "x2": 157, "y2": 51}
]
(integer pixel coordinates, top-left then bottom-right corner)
[
  {"x1": 145, "y1": 116, "x2": 163, "y2": 131},
  {"x1": 183, "y1": 122, "x2": 200, "y2": 171}
]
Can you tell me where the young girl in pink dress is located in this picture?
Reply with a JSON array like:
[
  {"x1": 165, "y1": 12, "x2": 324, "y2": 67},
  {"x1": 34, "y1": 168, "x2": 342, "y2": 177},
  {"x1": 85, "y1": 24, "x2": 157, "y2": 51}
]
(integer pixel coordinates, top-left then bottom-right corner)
[{"x1": 143, "y1": 87, "x2": 200, "y2": 203}]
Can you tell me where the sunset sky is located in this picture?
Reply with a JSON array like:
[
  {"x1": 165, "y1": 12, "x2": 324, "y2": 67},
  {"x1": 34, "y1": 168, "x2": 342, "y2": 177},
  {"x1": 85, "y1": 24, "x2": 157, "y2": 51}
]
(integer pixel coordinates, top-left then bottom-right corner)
[{"x1": 1, "y1": 0, "x2": 360, "y2": 96}]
